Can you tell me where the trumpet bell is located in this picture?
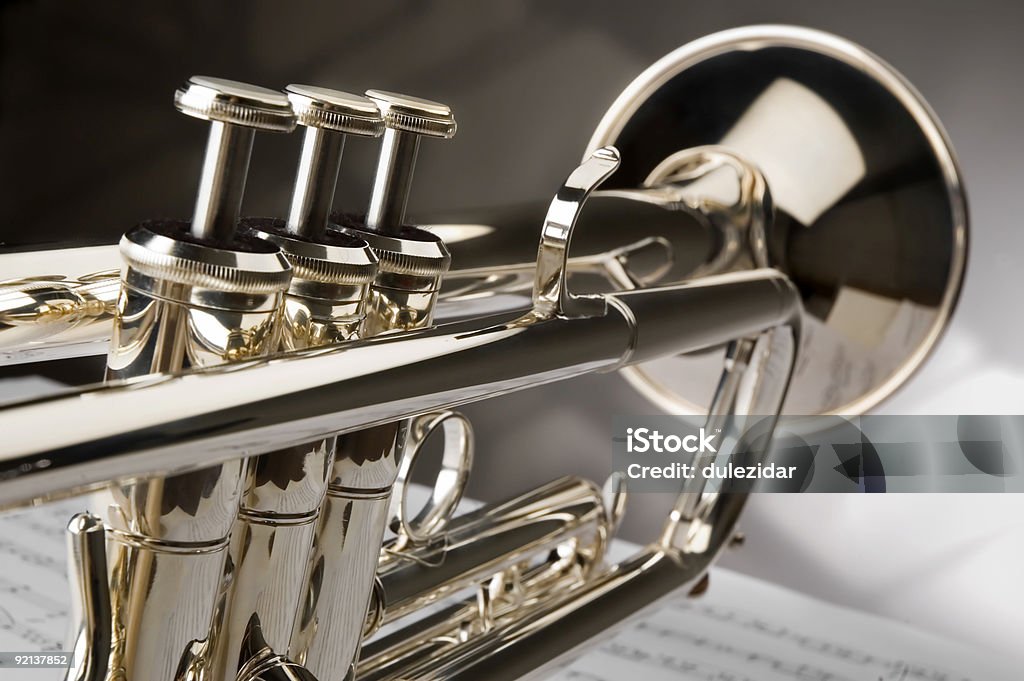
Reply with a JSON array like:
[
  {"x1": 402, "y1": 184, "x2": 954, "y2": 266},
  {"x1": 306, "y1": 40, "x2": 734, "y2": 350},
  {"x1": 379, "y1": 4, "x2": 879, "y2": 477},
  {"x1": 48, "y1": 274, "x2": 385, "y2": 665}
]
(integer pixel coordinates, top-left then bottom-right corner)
[{"x1": 588, "y1": 25, "x2": 967, "y2": 415}]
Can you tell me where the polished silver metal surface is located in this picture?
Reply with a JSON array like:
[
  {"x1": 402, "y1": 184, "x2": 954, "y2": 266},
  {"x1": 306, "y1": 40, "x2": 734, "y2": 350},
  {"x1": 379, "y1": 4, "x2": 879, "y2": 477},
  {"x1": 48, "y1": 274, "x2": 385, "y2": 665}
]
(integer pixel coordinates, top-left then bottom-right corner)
[
  {"x1": 0, "y1": 268, "x2": 799, "y2": 507},
  {"x1": 358, "y1": 292, "x2": 799, "y2": 681},
  {"x1": 0, "y1": 31, "x2": 968, "y2": 409},
  {"x1": 0, "y1": 271, "x2": 119, "y2": 362},
  {"x1": 175, "y1": 77, "x2": 296, "y2": 132},
  {"x1": 191, "y1": 122, "x2": 256, "y2": 241},
  {"x1": 211, "y1": 217, "x2": 376, "y2": 681},
  {"x1": 364, "y1": 90, "x2": 456, "y2": 233},
  {"x1": 342, "y1": 224, "x2": 452, "y2": 336},
  {"x1": 106, "y1": 222, "x2": 291, "y2": 379},
  {"x1": 101, "y1": 217, "x2": 292, "y2": 681},
  {"x1": 532, "y1": 146, "x2": 621, "y2": 319},
  {"x1": 0, "y1": 265, "x2": 801, "y2": 681},
  {"x1": 296, "y1": 227, "x2": 452, "y2": 678},
  {"x1": 587, "y1": 25, "x2": 967, "y2": 416},
  {"x1": 0, "y1": 230, "x2": 673, "y2": 364},
  {"x1": 292, "y1": 474, "x2": 392, "y2": 679},
  {"x1": 62, "y1": 513, "x2": 111, "y2": 681},
  {"x1": 0, "y1": 156, "x2": 798, "y2": 681},
  {"x1": 0, "y1": 25, "x2": 968, "y2": 681},
  {"x1": 290, "y1": 92, "x2": 457, "y2": 680},
  {"x1": 99, "y1": 76, "x2": 296, "y2": 681},
  {"x1": 247, "y1": 218, "x2": 378, "y2": 349},
  {"x1": 391, "y1": 410, "x2": 474, "y2": 546},
  {"x1": 371, "y1": 477, "x2": 605, "y2": 631},
  {"x1": 365, "y1": 91, "x2": 457, "y2": 139},
  {"x1": 213, "y1": 466, "x2": 328, "y2": 681},
  {"x1": 287, "y1": 86, "x2": 385, "y2": 137},
  {"x1": 175, "y1": 76, "x2": 296, "y2": 242},
  {"x1": 211, "y1": 92, "x2": 380, "y2": 677},
  {"x1": 285, "y1": 86, "x2": 383, "y2": 240}
]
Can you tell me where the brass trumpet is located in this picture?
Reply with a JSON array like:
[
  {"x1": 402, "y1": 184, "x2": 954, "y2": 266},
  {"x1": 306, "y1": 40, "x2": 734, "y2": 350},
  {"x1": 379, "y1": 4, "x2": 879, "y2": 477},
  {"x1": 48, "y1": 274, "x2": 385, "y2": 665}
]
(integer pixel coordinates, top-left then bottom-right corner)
[{"x1": 0, "y1": 25, "x2": 965, "y2": 681}]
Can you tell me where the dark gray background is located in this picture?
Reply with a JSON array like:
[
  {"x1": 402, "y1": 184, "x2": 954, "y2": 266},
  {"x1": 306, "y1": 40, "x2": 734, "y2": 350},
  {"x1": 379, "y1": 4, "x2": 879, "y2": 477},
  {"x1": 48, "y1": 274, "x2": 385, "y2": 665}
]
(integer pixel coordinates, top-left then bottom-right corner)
[{"x1": 3, "y1": 0, "x2": 1022, "y2": 663}]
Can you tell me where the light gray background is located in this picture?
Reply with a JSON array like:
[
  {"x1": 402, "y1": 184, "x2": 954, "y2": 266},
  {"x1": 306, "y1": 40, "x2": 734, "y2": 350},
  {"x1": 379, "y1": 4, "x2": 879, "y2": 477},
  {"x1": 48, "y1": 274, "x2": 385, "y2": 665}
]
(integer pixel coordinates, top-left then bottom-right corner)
[{"x1": 2, "y1": 0, "x2": 1022, "y2": 665}]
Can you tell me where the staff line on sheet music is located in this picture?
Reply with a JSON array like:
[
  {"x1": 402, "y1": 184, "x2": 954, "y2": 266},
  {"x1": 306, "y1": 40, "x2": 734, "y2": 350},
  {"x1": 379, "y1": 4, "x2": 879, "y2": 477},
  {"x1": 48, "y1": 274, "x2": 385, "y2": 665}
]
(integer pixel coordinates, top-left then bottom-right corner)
[
  {"x1": 610, "y1": 639, "x2": 755, "y2": 681},
  {"x1": 0, "y1": 576, "x2": 67, "y2": 613},
  {"x1": 0, "y1": 539, "x2": 66, "y2": 576},
  {"x1": 0, "y1": 604, "x2": 62, "y2": 650},
  {"x1": 668, "y1": 601, "x2": 972, "y2": 681},
  {"x1": 561, "y1": 640, "x2": 757, "y2": 681},
  {"x1": 635, "y1": 619, "x2": 859, "y2": 681},
  {"x1": 0, "y1": 504, "x2": 77, "y2": 655}
]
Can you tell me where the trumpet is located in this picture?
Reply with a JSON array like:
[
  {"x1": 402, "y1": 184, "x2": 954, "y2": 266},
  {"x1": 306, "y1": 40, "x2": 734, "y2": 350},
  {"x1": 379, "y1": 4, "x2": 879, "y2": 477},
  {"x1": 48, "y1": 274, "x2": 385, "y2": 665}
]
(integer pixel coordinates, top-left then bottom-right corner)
[{"x1": 0, "y1": 25, "x2": 965, "y2": 681}]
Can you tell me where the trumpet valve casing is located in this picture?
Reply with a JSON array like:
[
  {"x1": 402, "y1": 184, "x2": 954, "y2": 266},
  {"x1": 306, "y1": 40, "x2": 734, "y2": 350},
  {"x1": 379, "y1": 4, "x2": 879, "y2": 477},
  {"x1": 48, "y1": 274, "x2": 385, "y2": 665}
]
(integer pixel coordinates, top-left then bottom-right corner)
[
  {"x1": 295, "y1": 93, "x2": 457, "y2": 678},
  {"x1": 289, "y1": 361, "x2": 405, "y2": 678},
  {"x1": 101, "y1": 220, "x2": 293, "y2": 681},
  {"x1": 209, "y1": 218, "x2": 378, "y2": 681},
  {"x1": 213, "y1": 86, "x2": 387, "y2": 681},
  {"x1": 101, "y1": 75, "x2": 298, "y2": 681},
  {"x1": 335, "y1": 218, "x2": 451, "y2": 335},
  {"x1": 245, "y1": 217, "x2": 378, "y2": 348},
  {"x1": 291, "y1": 219, "x2": 451, "y2": 679},
  {"x1": 106, "y1": 220, "x2": 291, "y2": 379}
]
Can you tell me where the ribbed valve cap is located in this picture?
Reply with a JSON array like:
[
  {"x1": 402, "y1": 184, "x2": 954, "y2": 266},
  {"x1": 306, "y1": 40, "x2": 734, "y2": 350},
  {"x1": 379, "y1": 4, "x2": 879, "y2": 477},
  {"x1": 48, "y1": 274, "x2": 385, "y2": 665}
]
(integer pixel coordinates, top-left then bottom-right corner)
[
  {"x1": 365, "y1": 90, "x2": 457, "y2": 138},
  {"x1": 285, "y1": 85, "x2": 385, "y2": 137},
  {"x1": 174, "y1": 76, "x2": 296, "y2": 132}
]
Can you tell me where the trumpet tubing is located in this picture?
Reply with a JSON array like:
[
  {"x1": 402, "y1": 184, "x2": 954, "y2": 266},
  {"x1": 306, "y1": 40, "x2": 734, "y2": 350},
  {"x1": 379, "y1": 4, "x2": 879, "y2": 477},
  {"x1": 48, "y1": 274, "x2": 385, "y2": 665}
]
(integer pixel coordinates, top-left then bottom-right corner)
[
  {"x1": 0, "y1": 25, "x2": 965, "y2": 681},
  {"x1": 374, "y1": 476, "x2": 609, "y2": 627}
]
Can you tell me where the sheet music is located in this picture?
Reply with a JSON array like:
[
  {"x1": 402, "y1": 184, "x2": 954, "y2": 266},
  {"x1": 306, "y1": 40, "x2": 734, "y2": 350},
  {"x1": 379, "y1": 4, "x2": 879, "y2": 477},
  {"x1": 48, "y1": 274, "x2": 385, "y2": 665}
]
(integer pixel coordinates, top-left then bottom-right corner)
[
  {"x1": 546, "y1": 562, "x2": 1018, "y2": 681},
  {"x1": 0, "y1": 497, "x2": 1017, "y2": 680},
  {"x1": 0, "y1": 499, "x2": 82, "y2": 681}
]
